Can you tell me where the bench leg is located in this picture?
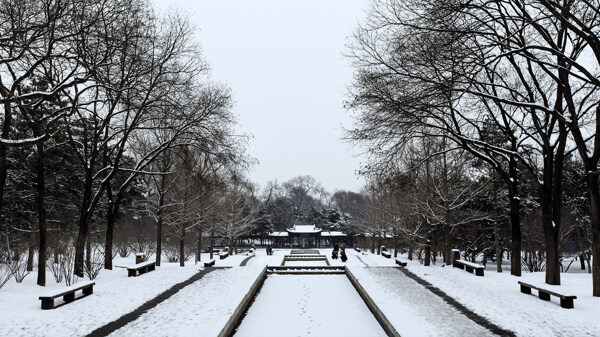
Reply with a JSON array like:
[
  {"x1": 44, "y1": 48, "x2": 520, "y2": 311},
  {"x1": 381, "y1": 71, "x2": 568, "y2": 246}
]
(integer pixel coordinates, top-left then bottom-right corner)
[
  {"x1": 63, "y1": 292, "x2": 75, "y2": 303},
  {"x1": 128, "y1": 269, "x2": 136, "y2": 277},
  {"x1": 560, "y1": 298, "x2": 574, "y2": 309},
  {"x1": 465, "y1": 266, "x2": 473, "y2": 273},
  {"x1": 538, "y1": 291, "x2": 551, "y2": 301},
  {"x1": 475, "y1": 269, "x2": 484, "y2": 276},
  {"x1": 141, "y1": 267, "x2": 148, "y2": 274},
  {"x1": 148, "y1": 264, "x2": 155, "y2": 271},
  {"x1": 82, "y1": 286, "x2": 93, "y2": 296},
  {"x1": 520, "y1": 285, "x2": 532, "y2": 294},
  {"x1": 41, "y1": 299, "x2": 55, "y2": 310}
]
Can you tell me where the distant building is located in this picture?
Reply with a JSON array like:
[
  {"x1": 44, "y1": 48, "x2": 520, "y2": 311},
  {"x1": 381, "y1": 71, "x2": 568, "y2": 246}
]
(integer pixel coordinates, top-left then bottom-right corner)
[{"x1": 268, "y1": 224, "x2": 348, "y2": 248}]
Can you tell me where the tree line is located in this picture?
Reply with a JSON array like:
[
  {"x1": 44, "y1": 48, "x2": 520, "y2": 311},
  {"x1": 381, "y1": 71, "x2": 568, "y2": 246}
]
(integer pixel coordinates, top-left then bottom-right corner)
[
  {"x1": 0, "y1": 0, "x2": 247, "y2": 286},
  {"x1": 345, "y1": 0, "x2": 600, "y2": 296}
]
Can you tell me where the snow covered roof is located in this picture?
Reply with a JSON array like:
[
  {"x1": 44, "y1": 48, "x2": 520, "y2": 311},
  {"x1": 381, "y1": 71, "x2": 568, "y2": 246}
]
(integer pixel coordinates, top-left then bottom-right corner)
[
  {"x1": 287, "y1": 225, "x2": 322, "y2": 234},
  {"x1": 320, "y1": 231, "x2": 346, "y2": 237},
  {"x1": 268, "y1": 231, "x2": 288, "y2": 237}
]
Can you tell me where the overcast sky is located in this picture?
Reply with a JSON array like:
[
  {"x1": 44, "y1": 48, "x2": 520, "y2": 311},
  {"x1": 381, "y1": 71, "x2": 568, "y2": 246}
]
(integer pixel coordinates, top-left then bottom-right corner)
[{"x1": 155, "y1": 0, "x2": 369, "y2": 193}]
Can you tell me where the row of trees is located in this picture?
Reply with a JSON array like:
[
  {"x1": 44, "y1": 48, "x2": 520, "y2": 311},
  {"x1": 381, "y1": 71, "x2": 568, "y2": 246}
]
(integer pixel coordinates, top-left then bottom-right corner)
[
  {"x1": 0, "y1": 0, "x2": 246, "y2": 286},
  {"x1": 346, "y1": 0, "x2": 599, "y2": 295}
]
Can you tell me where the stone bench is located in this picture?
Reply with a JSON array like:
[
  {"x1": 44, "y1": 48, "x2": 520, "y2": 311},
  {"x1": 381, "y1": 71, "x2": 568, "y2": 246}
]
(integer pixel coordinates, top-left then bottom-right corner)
[
  {"x1": 219, "y1": 251, "x2": 229, "y2": 260},
  {"x1": 453, "y1": 259, "x2": 484, "y2": 276},
  {"x1": 518, "y1": 281, "x2": 577, "y2": 308},
  {"x1": 204, "y1": 258, "x2": 216, "y2": 267},
  {"x1": 127, "y1": 260, "x2": 156, "y2": 277},
  {"x1": 381, "y1": 251, "x2": 391, "y2": 258},
  {"x1": 395, "y1": 258, "x2": 407, "y2": 267},
  {"x1": 39, "y1": 281, "x2": 95, "y2": 309}
]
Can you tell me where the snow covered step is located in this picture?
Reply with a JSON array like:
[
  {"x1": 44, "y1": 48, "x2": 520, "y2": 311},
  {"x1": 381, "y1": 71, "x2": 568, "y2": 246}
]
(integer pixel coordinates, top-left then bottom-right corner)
[
  {"x1": 290, "y1": 250, "x2": 320, "y2": 255},
  {"x1": 284, "y1": 255, "x2": 327, "y2": 259},
  {"x1": 267, "y1": 266, "x2": 346, "y2": 275}
]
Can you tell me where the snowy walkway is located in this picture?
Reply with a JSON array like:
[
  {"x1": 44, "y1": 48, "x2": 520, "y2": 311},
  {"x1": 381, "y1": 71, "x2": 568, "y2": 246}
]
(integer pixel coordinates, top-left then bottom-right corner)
[
  {"x1": 86, "y1": 267, "x2": 222, "y2": 337},
  {"x1": 234, "y1": 274, "x2": 387, "y2": 337},
  {"x1": 349, "y1": 266, "x2": 506, "y2": 337},
  {"x1": 106, "y1": 266, "x2": 264, "y2": 337}
]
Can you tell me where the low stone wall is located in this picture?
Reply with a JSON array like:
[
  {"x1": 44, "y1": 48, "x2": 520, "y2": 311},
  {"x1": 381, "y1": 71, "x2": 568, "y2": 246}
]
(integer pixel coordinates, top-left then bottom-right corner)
[
  {"x1": 217, "y1": 266, "x2": 268, "y2": 337},
  {"x1": 345, "y1": 267, "x2": 401, "y2": 337}
]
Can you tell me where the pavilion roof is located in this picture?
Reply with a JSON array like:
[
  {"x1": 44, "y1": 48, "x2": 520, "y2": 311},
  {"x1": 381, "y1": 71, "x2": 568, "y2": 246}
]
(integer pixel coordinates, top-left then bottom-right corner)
[
  {"x1": 287, "y1": 225, "x2": 322, "y2": 234},
  {"x1": 320, "y1": 231, "x2": 346, "y2": 237},
  {"x1": 268, "y1": 231, "x2": 289, "y2": 237}
]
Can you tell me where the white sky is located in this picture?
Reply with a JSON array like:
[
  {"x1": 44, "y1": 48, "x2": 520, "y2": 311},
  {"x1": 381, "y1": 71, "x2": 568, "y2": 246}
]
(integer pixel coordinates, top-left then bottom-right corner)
[{"x1": 155, "y1": 0, "x2": 369, "y2": 193}]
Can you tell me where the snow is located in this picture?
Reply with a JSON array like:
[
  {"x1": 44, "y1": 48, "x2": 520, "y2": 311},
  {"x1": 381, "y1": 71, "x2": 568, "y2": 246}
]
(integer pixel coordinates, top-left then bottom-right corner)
[
  {"x1": 400, "y1": 254, "x2": 600, "y2": 337},
  {"x1": 320, "y1": 231, "x2": 346, "y2": 236},
  {"x1": 0, "y1": 249, "x2": 598, "y2": 337},
  {"x1": 0, "y1": 258, "x2": 201, "y2": 336},
  {"x1": 109, "y1": 266, "x2": 264, "y2": 337},
  {"x1": 234, "y1": 274, "x2": 386, "y2": 337},
  {"x1": 39, "y1": 280, "x2": 95, "y2": 297},
  {"x1": 283, "y1": 260, "x2": 328, "y2": 267},
  {"x1": 349, "y1": 266, "x2": 492, "y2": 336},
  {"x1": 455, "y1": 259, "x2": 484, "y2": 268},
  {"x1": 287, "y1": 225, "x2": 322, "y2": 233}
]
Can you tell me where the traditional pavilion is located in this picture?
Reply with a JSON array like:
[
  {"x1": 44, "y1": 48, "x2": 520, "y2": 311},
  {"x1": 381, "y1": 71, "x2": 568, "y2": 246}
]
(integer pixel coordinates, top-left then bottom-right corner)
[{"x1": 268, "y1": 224, "x2": 348, "y2": 248}]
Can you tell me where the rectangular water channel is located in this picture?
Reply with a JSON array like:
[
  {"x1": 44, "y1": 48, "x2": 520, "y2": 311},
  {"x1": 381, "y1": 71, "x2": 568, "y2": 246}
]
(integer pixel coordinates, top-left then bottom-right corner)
[{"x1": 233, "y1": 274, "x2": 387, "y2": 337}]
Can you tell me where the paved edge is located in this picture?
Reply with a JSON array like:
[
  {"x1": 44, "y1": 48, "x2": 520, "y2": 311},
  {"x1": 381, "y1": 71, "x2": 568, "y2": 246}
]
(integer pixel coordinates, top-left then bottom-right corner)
[
  {"x1": 239, "y1": 255, "x2": 255, "y2": 266},
  {"x1": 396, "y1": 267, "x2": 516, "y2": 337},
  {"x1": 220, "y1": 265, "x2": 268, "y2": 337},
  {"x1": 85, "y1": 267, "x2": 229, "y2": 337},
  {"x1": 346, "y1": 267, "x2": 401, "y2": 337}
]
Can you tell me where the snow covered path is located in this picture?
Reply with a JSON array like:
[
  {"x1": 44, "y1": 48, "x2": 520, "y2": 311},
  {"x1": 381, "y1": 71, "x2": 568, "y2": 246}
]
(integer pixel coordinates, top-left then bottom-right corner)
[
  {"x1": 350, "y1": 266, "x2": 497, "y2": 337},
  {"x1": 107, "y1": 266, "x2": 264, "y2": 337},
  {"x1": 234, "y1": 274, "x2": 387, "y2": 337}
]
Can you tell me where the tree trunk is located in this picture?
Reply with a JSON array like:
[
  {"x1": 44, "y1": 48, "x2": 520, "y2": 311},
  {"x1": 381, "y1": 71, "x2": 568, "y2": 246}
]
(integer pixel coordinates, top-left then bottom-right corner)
[
  {"x1": 179, "y1": 233, "x2": 185, "y2": 267},
  {"x1": 155, "y1": 185, "x2": 165, "y2": 266},
  {"x1": 27, "y1": 215, "x2": 37, "y2": 272},
  {"x1": 0, "y1": 102, "x2": 12, "y2": 216},
  {"x1": 424, "y1": 242, "x2": 431, "y2": 266},
  {"x1": 393, "y1": 229, "x2": 398, "y2": 258},
  {"x1": 35, "y1": 140, "x2": 48, "y2": 286},
  {"x1": 495, "y1": 222, "x2": 502, "y2": 273},
  {"x1": 579, "y1": 253, "x2": 586, "y2": 270},
  {"x1": 210, "y1": 231, "x2": 214, "y2": 260},
  {"x1": 370, "y1": 235, "x2": 375, "y2": 254},
  {"x1": 74, "y1": 171, "x2": 94, "y2": 277},
  {"x1": 196, "y1": 225, "x2": 202, "y2": 263},
  {"x1": 508, "y1": 186, "x2": 522, "y2": 276},
  {"x1": 541, "y1": 154, "x2": 561, "y2": 285},
  {"x1": 104, "y1": 181, "x2": 115, "y2": 270},
  {"x1": 408, "y1": 245, "x2": 413, "y2": 260},
  {"x1": 587, "y1": 172, "x2": 600, "y2": 295},
  {"x1": 86, "y1": 238, "x2": 91, "y2": 272}
]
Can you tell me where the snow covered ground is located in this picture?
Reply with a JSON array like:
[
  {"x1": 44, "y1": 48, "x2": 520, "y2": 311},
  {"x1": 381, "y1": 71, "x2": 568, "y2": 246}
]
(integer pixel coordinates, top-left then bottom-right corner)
[
  {"x1": 0, "y1": 248, "x2": 598, "y2": 337},
  {"x1": 234, "y1": 274, "x2": 386, "y2": 337}
]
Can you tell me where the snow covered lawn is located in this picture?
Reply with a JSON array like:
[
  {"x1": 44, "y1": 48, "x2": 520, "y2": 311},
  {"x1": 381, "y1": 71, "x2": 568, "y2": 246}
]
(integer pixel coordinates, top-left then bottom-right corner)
[
  {"x1": 349, "y1": 249, "x2": 599, "y2": 337},
  {"x1": 405, "y1": 258, "x2": 600, "y2": 337},
  {"x1": 1, "y1": 249, "x2": 598, "y2": 337},
  {"x1": 0, "y1": 258, "x2": 201, "y2": 337}
]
